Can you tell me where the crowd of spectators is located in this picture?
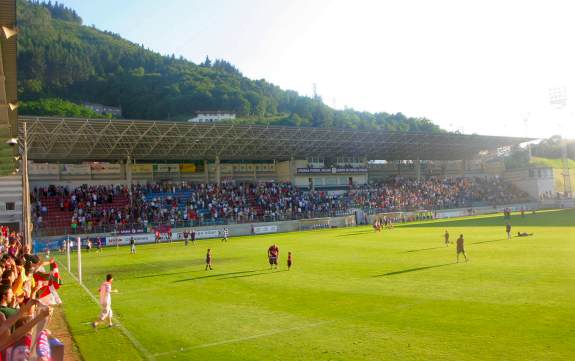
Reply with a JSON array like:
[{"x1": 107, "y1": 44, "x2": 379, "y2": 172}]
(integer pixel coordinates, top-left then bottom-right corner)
[
  {"x1": 30, "y1": 176, "x2": 530, "y2": 235},
  {"x1": 31, "y1": 184, "x2": 131, "y2": 234},
  {"x1": 355, "y1": 176, "x2": 530, "y2": 211},
  {"x1": 539, "y1": 190, "x2": 571, "y2": 200},
  {"x1": 1, "y1": 225, "x2": 60, "y2": 359}
]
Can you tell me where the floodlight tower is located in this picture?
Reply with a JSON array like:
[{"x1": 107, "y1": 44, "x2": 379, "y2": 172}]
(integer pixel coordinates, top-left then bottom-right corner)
[
  {"x1": 549, "y1": 87, "x2": 572, "y2": 198},
  {"x1": 522, "y1": 112, "x2": 532, "y2": 160}
]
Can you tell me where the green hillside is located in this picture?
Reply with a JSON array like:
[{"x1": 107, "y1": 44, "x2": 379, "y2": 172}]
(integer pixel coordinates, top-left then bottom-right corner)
[
  {"x1": 530, "y1": 156, "x2": 575, "y2": 169},
  {"x1": 17, "y1": 0, "x2": 442, "y2": 132}
]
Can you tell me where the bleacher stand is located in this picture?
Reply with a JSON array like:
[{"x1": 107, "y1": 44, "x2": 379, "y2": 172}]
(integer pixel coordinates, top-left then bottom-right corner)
[{"x1": 30, "y1": 177, "x2": 530, "y2": 236}]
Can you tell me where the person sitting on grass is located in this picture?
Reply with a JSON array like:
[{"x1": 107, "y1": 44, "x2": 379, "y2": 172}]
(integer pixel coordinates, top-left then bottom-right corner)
[{"x1": 517, "y1": 232, "x2": 534, "y2": 237}]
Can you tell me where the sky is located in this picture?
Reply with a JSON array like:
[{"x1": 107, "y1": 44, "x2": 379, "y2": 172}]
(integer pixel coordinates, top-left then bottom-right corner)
[{"x1": 55, "y1": 0, "x2": 575, "y2": 139}]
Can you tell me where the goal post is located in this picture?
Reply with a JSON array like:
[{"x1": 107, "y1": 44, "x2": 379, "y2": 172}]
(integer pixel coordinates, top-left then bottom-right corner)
[{"x1": 77, "y1": 237, "x2": 82, "y2": 284}]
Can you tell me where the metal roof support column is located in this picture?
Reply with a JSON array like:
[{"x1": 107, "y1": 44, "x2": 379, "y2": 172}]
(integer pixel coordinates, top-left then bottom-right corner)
[
  {"x1": 125, "y1": 156, "x2": 132, "y2": 187},
  {"x1": 460, "y1": 159, "x2": 466, "y2": 176},
  {"x1": 415, "y1": 158, "x2": 421, "y2": 180},
  {"x1": 21, "y1": 122, "x2": 32, "y2": 246},
  {"x1": 290, "y1": 156, "x2": 295, "y2": 185},
  {"x1": 561, "y1": 140, "x2": 572, "y2": 198},
  {"x1": 204, "y1": 160, "x2": 209, "y2": 184},
  {"x1": 215, "y1": 156, "x2": 221, "y2": 185}
]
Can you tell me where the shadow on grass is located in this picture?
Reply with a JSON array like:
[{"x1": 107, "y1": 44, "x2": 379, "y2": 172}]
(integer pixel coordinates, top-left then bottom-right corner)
[
  {"x1": 173, "y1": 269, "x2": 268, "y2": 283},
  {"x1": 134, "y1": 268, "x2": 204, "y2": 279},
  {"x1": 117, "y1": 258, "x2": 234, "y2": 280},
  {"x1": 406, "y1": 246, "x2": 447, "y2": 253},
  {"x1": 374, "y1": 262, "x2": 456, "y2": 277},
  {"x1": 471, "y1": 238, "x2": 507, "y2": 245},
  {"x1": 217, "y1": 269, "x2": 288, "y2": 280},
  {"x1": 336, "y1": 230, "x2": 374, "y2": 237}
]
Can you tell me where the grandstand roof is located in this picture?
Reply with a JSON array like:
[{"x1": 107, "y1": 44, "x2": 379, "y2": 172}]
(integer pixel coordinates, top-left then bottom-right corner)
[
  {"x1": 0, "y1": 0, "x2": 18, "y2": 137},
  {"x1": 18, "y1": 116, "x2": 531, "y2": 162}
]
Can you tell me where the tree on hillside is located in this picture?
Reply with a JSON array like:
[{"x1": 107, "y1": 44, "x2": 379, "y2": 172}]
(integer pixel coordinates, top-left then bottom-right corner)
[
  {"x1": 531, "y1": 135, "x2": 575, "y2": 160},
  {"x1": 202, "y1": 55, "x2": 212, "y2": 67},
  {"x1": 20, "y1": 98, "x2": 111, "y2": 118},
  {"x1": 16, "y1": 0, "x2": 444, "y2": 133}
]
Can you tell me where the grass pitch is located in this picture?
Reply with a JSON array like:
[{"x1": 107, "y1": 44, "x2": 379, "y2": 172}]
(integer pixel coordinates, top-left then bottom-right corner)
[{"x1": 56, "y1": 209, "x2": 575, "y2": 361}]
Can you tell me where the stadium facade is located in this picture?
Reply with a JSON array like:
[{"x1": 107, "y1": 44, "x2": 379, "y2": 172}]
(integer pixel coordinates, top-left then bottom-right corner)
[
  {"x1": 17, "y1": 115, "x2": 552, "y2": 239},
  {"x1": 20, "y1": 116, "x2": 530, "y2": 190},
  {"x1": 2, "y1": 112, "x2": 559, "y2": 234}
]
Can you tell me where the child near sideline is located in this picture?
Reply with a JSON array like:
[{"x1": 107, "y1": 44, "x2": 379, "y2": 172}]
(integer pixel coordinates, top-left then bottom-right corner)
[
  {"x1": 205, "y1": 249, "x2": 213, "y2": 270},
  {"x1": 92, "y1": 274, "x2": 118, "y2": 328},
  {"x1": 287, "y1": 252, "x2": 293, "y2": 270},
  {"x1": 130, "y1": 237, "x2": 136, "y2": 254}
]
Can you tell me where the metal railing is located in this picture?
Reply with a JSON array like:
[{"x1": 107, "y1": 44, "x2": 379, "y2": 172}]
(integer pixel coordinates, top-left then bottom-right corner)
[{"x1": 32, "y1": 209, "x2": 357, "y2": 237}]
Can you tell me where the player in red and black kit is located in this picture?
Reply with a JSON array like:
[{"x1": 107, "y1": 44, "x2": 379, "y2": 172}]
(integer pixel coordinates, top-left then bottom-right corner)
[
  {"x1": 183, "y1": 230, "x2": 189, "y2": 246},
  {"x1": 268, "y1": 244, "x2": 279, "y2": 270},
  {"x1": 96, "y1": 237, "x2": 103, "y2": 254},
  {"x1": 287, "y1": 252, "x2": 293, "y2": 270}
]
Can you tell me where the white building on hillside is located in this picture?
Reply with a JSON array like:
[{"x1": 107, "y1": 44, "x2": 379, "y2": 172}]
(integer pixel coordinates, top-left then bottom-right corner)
[
  {"x1": 188, "y1": 111, "x2": 236, "y2": 123},
  {"x1": 82, "y1": 102, "x2": 122, "y2": 117}
]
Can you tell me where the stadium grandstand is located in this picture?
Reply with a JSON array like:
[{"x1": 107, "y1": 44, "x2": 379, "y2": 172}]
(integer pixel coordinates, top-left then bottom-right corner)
[
  {"x1": 2, "y1": 0, "x2": 573, "y2": 360},
  {"x1": 15, "y1": 115, "x2": 535, "y2": 237}
]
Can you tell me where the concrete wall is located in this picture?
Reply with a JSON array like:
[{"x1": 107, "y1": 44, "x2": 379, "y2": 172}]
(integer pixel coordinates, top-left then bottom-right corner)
[
  {"x1": 0, "y1": 176, "x2": 23, "y2": 229},
  {"x1": 540, "y1": 198, "x2": 575, "y2": 209},
  {"x1": 363, "y1": 202, "x2": 540, "y2": 225},
  {"x1": 276, "y1": 161, "x2": 291, "y2": 182},
  {"x1": 367, "y1": 159, "x2": 506, "y2": 181},
  {"x1": 294, "y1": 174, "x2": 368, "y2": 188},
  {"x1": 504, "y1": 167, "x2": 554, "y2": 199},
  {"x1": 30, "y1": 161, "x2": 281, "y2": 186},
  {"x1": 32, "y1": 202, "x2": 551, "y2": 249},
  {"x1": 33, "y1": 214, "x2": 357, "y2": 246}
]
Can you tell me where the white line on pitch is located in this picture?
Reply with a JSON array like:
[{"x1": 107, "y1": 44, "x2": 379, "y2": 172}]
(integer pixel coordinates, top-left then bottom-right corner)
[
  {"x1": 60, "y1": 262, "x2": 156, "y2": 361},
  {"x1": 153, "y1": 320, "x2": 333, "y2": 358}
]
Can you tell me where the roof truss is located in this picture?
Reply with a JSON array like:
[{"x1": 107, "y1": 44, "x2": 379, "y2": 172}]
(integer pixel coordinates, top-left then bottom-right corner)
[{"x1": 18, "y1": 116, "x2": 531, "y2": 162}]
